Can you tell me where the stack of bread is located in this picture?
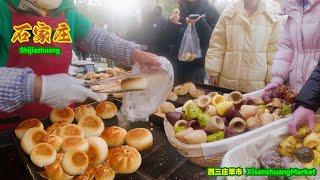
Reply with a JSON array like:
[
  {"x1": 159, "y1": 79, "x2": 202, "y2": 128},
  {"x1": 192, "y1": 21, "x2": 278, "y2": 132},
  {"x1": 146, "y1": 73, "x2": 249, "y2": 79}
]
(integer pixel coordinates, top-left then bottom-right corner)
[{"x1": 15, "y1": 100, "x2": 154, "y2": 179}]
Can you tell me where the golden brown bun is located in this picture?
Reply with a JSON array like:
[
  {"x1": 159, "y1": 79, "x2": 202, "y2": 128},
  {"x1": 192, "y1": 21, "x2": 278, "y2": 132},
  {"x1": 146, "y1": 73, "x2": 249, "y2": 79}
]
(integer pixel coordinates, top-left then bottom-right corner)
[
  {"x1": 96, "y1": 101, "x2": 117, "y2": 119},
  {"x1": 121, "y1": 77, "x2": 147, "y2": 91},
  {"x1": 100, "y1": 126, "x2": 127, "y2": 148},
  {"x1": 50, "y1": 107, "x2": 75, "y2": 123},
  {"x1": 125, "y1": 128, "x2": 153, "y2": 151},
  {"x1": 30, "y1": 143, "x2": 57, "y2": 167},
  {"x1": 60, "y1": 124, "x2": 84, "y2": 138},
  {"x1": 61, "y1": 150, "x2": 89, "y2": 176},
  {"x1": 47, "y1": 134, "x2": 63, "y2": 152},
  {"x1": 160, "y1": 102, "x2": 176, "y2": 114},
  {"x1": 45, "y1": 153, "x2": 74, "y2": 180},
  {"x1": 46, "y1": 121, "x2": 70, "y2": 136},
  {"x1": 184, "y1": 82, "x2": 196, "y2": 93},
  {"x1": 78, "y1": 115, "x2": 104, "y2": 137},
  {"x1": 174, "y1": 84, "x2": 189, "y2": 96},
  {"x1": 61, "y1": 136, "x2": 89, "y2": 153},
  {"x1": 86, "y1": 136, "x2": 108, "y2": 165},
  {"x1": 21, "y1": 127, "x2": 48, "y2": 154},
  {"x1": 167, "y1": 91, "x2": 178, "y2": 102},
  {"x1": 74, "y1": 105, "x2": 96, "y2": 122},
  {"x1": 189, "y1": 89, "x2": 205, "y2": 99},
  {"x1": 95, "y1": 163, "x2": 115, "y2": 180},
  {"x1": 15, "y1": 119, "x2": 44, "y2": 140},
  {"x1": 108, "y1": 145, "x2": 141, "y2": 174}
]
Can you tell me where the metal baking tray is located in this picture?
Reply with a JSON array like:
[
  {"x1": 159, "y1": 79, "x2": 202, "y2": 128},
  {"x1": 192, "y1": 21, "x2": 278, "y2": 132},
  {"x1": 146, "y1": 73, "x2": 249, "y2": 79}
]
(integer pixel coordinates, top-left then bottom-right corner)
[{"x1": 12, "y1": 99, "x2": 210, "y2": 180}]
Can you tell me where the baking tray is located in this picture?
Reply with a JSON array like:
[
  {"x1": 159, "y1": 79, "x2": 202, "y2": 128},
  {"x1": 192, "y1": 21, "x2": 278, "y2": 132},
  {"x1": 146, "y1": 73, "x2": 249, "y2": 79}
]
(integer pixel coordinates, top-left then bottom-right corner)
[
  {"x1": 171, "y1": 82, "x2": 239, "y2": 107},
  {"x1": 12, "y1": 99, "x2": 211, "y2": 180}
]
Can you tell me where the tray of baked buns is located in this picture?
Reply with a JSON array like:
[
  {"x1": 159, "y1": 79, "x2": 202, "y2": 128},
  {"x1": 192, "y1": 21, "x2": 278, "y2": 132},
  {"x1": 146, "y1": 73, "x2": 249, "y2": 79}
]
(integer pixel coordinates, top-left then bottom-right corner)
[{"x1": 12, "y1": 98, "x2": 208, "y2": 180}]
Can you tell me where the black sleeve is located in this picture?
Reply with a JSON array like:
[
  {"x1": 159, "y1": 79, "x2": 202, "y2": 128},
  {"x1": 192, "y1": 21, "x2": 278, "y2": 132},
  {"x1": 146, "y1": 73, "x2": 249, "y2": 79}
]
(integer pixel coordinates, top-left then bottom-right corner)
[{"x1": 296, "y1": 60, "x2": 320, "y2": 112}]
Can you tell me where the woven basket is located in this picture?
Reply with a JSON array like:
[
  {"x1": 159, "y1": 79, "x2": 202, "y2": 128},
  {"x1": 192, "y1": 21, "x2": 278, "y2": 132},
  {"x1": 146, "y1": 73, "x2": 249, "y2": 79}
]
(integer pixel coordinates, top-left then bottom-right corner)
[{"x1": 163, "y1": 90, "x2": 291, "y2": 167}]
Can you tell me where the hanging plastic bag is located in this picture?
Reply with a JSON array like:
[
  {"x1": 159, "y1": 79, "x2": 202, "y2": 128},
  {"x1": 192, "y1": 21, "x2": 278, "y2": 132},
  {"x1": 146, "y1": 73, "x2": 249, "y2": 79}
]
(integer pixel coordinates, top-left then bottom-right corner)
[
  {"x1": 119, "y1": 57, "x2": 174, "y2": 122},
  {"x1": 178, "y1": 24, "x2": 202, "y2": 62}
]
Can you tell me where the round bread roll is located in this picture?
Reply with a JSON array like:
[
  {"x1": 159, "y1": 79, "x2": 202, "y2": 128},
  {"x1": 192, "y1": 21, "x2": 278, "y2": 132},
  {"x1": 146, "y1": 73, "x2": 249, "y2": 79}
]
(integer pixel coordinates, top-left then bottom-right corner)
[
  {"x1": 47, "y1": 134, "x2": 63, "y2": 152},
  {"x1": 61, "y1": 136, "x2": 89, "y2": 152},
  {"x1": 95, "y1": 163, "x2": 115, "y2": 180},
  {"x1": 46, "y1": 121, "x2": 70, "y2": 136},
  {"x1": 184, "y1": 82, "x2": 196, "y2": 93},
  {"x1": 45, "y1": 153, "x2": 73, "y2": 180},
  {"x1": 30, "y1": 143, "x2": 57, "y2": 167},
  {"x1": 167, "y1": 91, "x2": 178, "y2": 102},
  {"x1": 50, "y1": 107, "x2": 75, "y2": 123},
  {"x1": 61, "y1": 150, "x2": 89, "y2": 176},
  {"x1": 96, "y1": 101, "x2": 117, "y2": 119},
  {"x1": 189, "y1": 89, "x2": 205, "y2": 99},
  {"x1": 86, "y1": 136, "x2": 108, "y2": 165},
  {"x1": 160, "y1": 102, "x2": 176, "y2": 114},
  {"x1": 21, "y1": 127, "x2": 48, "y2": 154},
  {"x1": 74, "y1": 105, "x2": 96, "y2": 122},
  {"x1": 78, "y1": 115, "x2": 104, "y2": 137},
  {"x1": 15, "y1": 119, "x2": 44, "y2": 140},
  {"x1": 125, "y1": 128, "x2": 153, "y2": 151},
  {"x1": 100, "y1": 126, "x2": 127, "y2": 148},
  {"x1": 108, "y1": 145, "x2": 142, "y2": 174},
  {"x1": 121, "y1": 77, "x2": 147, "y2": 91},
  {"x1": 174, "y1": 84, "x2": 189, "y2": 96},
  {"x1": 59, "y1": 124, "x2": 84, "y2": 138}
]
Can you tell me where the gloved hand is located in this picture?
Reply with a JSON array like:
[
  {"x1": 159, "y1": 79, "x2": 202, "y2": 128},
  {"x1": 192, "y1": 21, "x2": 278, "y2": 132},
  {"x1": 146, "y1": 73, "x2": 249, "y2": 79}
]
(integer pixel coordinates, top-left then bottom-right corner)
[
  {"x1": 40, "y1": 74, "x2": 107, "y2": 108},
  {"x1": 264, "y1": 82, "x2": 281, "y2": 91},
  {"x1": 287, "y1": 106, "x2": 315, "y2": 135}
]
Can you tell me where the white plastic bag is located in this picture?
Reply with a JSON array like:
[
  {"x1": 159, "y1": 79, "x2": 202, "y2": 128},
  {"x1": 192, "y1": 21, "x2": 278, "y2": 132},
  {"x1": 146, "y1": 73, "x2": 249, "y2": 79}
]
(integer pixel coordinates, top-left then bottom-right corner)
[
  {"x1": 119, "y1": 57, "x2": 174, "y2": 122},
  {"x1": 178, "y1": 24, "x2": 202, "y2": 62}
]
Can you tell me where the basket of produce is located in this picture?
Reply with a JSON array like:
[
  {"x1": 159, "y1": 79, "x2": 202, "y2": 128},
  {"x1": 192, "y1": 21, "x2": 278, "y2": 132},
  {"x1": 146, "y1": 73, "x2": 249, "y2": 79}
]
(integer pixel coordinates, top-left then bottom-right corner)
[
  {"x1": 221, "y1": 117, "x2": 320, "y2": 180},
  {"x1": 163, "y1": 85, "x2": 297, "y2": 167}
]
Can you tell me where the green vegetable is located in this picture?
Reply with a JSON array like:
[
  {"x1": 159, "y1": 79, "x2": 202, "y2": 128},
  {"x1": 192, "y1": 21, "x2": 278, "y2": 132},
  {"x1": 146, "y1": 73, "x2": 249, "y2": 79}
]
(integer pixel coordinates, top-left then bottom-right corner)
[
  {"x1": 186, "y1": 103, "x2": 202, "y2": 120},
  {"x1": 197, "y1": 113, "x2": 211, "y2": 128},
  {"x1": 207, "y1": 131, "x2": 225, "y2": 143},
  {"x1": 282, "y1": 104, "x2": 292, "y2": 116},
  {"x1": 257, "y1": 105, "x2": 267, "y2": 110},
  {"x1": 175, "y1": 126, "x2": 186, "y2": 134}
]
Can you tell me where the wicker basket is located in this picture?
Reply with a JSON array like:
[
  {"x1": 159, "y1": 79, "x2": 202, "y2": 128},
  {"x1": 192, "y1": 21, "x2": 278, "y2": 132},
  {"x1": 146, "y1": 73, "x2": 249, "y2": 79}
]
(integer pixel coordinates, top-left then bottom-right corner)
[{"x1": 163, "y1": 90, "x2": 291, "y2": 167}]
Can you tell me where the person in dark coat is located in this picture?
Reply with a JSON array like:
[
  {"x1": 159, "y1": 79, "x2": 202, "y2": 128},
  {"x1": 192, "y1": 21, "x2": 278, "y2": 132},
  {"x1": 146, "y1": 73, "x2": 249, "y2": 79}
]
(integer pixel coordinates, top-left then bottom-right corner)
[
  {"x1": 288, "y1": 60, "x2": 320, "y2": 135},
  {"x1": 167, "y1": 0, "x2": 220, "y2": 84}
]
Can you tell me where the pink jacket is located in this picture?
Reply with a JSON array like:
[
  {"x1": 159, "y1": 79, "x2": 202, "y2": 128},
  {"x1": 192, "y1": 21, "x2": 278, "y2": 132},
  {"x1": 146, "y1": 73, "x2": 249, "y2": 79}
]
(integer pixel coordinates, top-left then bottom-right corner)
[{"x1": 271, "y1": 0, "x2": 320, "y2": 92}]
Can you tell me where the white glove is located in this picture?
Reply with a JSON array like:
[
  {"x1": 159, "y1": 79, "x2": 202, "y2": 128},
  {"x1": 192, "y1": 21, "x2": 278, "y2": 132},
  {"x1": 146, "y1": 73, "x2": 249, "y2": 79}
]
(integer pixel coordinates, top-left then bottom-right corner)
[{"x1": 40, "y1": 74, "x2": 107, "y2": 108}]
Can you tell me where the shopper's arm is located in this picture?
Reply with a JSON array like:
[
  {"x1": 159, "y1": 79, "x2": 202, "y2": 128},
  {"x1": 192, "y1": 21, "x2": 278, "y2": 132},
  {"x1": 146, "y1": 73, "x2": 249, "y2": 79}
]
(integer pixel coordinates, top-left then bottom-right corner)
[
  {"x1": 0, "y1": 67, "x2": 36, "y2": 112},
  {"x1": 266, "y1": 21, "x2": 282, "y2": 83},
  {"x1": 271, "y1": 21, "x2": 294, "y2": 85},
  {"x1": 205, "y1": 16, "x2": 226, "y2": 77},
  {"x1": 295, "y1": 61, "x2": 320, "y2": 112}
]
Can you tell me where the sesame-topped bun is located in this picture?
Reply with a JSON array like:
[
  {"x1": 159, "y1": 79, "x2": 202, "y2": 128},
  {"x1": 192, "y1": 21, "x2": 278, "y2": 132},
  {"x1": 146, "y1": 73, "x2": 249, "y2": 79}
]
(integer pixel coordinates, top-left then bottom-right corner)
[
  {"x1": 30, "y1": 143, "x2": 57, "y2": 167},
  {"x1": 61, "y1": 136, "x2": 88, "y2": 153},
  {"x1": 100, "y1": 126, "x2": 127, "y2": 148},
  {"x1": 86, "y1": 136, "x2": 108, "y2": 165},
  {"x1": 50, "y1": 107, "x2": 74, "y2": 123},
  {"x1": 78, "y1": 115, "x2": 104, "y2": 137},
  {"x1": 74, "y1": 105, "x2": 96, "y2": 122},
  {"x1": 45, "y1": 153, "x2": 74, "y2": 180},
  {"x1": 61, "y1": 150, "x2": 89, "y2": 176},
  {"x1": 46, "y1": 121, "x2": 70, "y2": 136},
  {"x1": 59, "y1": 124, "x2": 84, "y2": 138},
  {"x1": 15, "y1": 119, "x2": 44, "y2": 140},
  {"x1": 96, "y1": 101, "x2": 117, "y2": 119},
  {"x1": 21, "y1": 127, "x2": 48, "y2": 154},
  {"x1": 125, "y1": 128, "x2": 153, "y2": 151},
  {"x1": 107, "y1": 145, "x2": 141, "y2": 174}
]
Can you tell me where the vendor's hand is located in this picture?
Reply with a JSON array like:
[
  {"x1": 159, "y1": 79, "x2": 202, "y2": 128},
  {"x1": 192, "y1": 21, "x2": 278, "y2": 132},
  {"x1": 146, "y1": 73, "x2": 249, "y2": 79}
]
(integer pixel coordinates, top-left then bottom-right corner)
[
  {"x1": 131, "y1": 49, "x2": 161, "y2": 73},
  {"x1": 39, "y1": 74, "x2": 107, "y2": 108},
  {"x1": 288, "y1": 106, "x2": 315, "y2": 135},
  {"x1": 209, "y1": 76, "x2": 219, "y2": 86},
  {"x1": 170, "y1": 9, "x2": 181, "y2": 25},
  {"x1": 186, "y1": 14, "x2": 206, "y2": 24},
  {"x1": 264, "y1": 82, "x2": 281, "y2": 92}
]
